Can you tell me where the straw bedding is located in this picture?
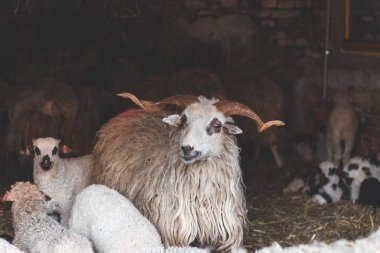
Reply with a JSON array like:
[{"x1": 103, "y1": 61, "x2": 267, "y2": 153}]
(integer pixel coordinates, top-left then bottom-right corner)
[{"x1": 1, "y1": 153, "x2": 380, "y2": 252}]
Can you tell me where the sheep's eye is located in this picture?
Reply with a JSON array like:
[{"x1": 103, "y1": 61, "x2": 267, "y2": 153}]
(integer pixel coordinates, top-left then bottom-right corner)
[
  {"x1": 207, "y1": 118, "x2": 222, "y2": 135},
  {"x1": 34, "y1": 147, "x2": 41, "y2": 156},
  {"x1": 52, "y1": 146, "x2": 58, "y2": 156}
]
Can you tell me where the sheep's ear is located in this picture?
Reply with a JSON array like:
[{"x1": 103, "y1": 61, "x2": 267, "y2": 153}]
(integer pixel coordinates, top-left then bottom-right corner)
[
  {"x1": 59, "y1": 144, "x2": 72, "y2": 154},
  {"x1": 163, "y1": 114, "x2": 180, "y2": 127},
  {"x1": 1, "y1": 193, "x2": 11, "y2": 202},
  {"x1": 223, "y1": 122, "x2": 243, "y2": 135},
  {"x1": 19, "y1": 145, "x2": 34, "y2": 157}
]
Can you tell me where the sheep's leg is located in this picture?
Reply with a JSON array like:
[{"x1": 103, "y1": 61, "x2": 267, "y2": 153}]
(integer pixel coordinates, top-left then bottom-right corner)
[
  {"x1": 332, "y1": 138, "x2": 342, "y2": 163},
  {"x1": 271, "y1": 145, "x2": 285, "y2": 168},
  {"x1": 326, "y1": 134, "x2": 334, "y2": 162},
  {"x1": 342, "y1": 138, "x2": 355, "y2": 164}
]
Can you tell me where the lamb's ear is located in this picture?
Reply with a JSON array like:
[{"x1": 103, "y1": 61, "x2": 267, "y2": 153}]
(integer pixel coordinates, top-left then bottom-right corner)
[
  {"x1": 162, "y1": 114, "x2": 180, "y2": 127},
  {"x1": 19, "y1": 145, "x2": 34, "y2": 157},
  {"x1": 59, "y1": 144, "x2": 72, "y2": 154},
  {"x1": 1, "y1": 193, "x2": 10, "y2": 202},
  {"x1": 223, "y1": 122, "x2": 243, "y2": 135}
]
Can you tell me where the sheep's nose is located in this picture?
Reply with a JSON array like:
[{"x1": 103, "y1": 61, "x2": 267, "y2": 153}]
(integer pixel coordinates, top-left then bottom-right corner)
[
  {"x1": 40, "y1": 155, "x2": 52, "y2": 171},
  {"x1": 181, "y1": 145, "x2": 194, "y2": 155}
]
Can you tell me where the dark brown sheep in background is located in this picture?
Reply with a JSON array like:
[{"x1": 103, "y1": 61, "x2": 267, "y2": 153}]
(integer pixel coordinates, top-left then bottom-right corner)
[{"x1": 223, "y1": 72, "x2": 286, "y2": 168}]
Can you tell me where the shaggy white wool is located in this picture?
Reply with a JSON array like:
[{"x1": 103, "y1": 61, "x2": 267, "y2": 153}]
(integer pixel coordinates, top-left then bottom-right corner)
[
  {"x1": 256, "y1": 227, "x2": 380, "y2": 253},
  {"x1": 0, "y1": 238, "x2": 25, "y2": 253},
  {"x1": 132, "y1": 246, "x2": 210, "y2": 253},
  {"x1": 33, "y1": 137, "x2": 93, "y2": 227},
  {"x1": 69, "y1": 184, "x2": 163, "y2": 253},
  {"x1": 92, "y1": 104, "x2": 247, "y2": 251},
  {"x1": 4, "y1": 182, "x2": 94, "y2": 253}
]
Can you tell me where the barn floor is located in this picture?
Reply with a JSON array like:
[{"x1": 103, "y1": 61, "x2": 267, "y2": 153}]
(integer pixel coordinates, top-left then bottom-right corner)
[
  {"x1": 241, "y1": 148, "x2": 380, "y2": 251},
  {"x1": 1, "y1": 148, "x2": 380, "y2": 252}
]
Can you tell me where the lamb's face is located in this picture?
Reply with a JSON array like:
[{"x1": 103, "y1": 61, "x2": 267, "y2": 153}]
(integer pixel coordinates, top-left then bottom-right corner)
[
  {"x1": 342, "y1": 157, "x2": 372, "y2": 187},
  {"x1": 32, "y1": 137, "x2": 61, "y2": 171},
  {"x1": 163, "y1": 97, "x2": 242, "y2": 164},
  {"x1": 318, "y1": 161, "x2": 340, "y2": 184}
]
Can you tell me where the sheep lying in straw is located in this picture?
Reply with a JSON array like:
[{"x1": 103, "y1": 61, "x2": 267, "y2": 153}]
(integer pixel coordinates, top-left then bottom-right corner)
[
  {"x1": 1, "y1": 182, "x2": 94, "y2": 253},
  {"x1": 255, "y1": 226, "x2": 380, "y2": 253},
  {"x1": 283, "y1": 161, "x2": 346, "y2": 205},
  {"x1": 0, "y1": 238, "x2": 25, "y2": 253},
  {"x1": 69, "y1": 184, "x2": 209, "y2": 253},
  {"x1": 91, "y1": 92, "x2": 284, "y2": 252},
  {"x1": 342, "y1": 156, "x2": 380, "y2": 202},
  {"x1": 32, "y1": 137, "x2": 93, "y2": 227}
]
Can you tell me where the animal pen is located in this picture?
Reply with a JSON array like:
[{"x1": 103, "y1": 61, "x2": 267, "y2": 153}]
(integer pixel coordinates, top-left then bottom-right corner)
[{"x1": 1, "y1": 0, "x2": 380, "y2": 252}]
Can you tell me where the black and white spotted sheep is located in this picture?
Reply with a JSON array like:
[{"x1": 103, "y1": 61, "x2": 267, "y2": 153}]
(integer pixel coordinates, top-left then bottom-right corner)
[
  {"x1": 311, "y1": 161, "x2": 346, "y2": 205},
  {"x1": 342, "y1": 156, "x2": 380, "y2": 202},
  {"x1": 283, "y1": 161, "x2": 346, "y2": 205}
]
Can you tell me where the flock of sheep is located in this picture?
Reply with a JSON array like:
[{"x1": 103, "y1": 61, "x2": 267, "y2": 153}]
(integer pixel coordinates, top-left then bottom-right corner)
[
  {"x1": 1, "y1": 71, "x2": 380, "y2": 253},
  {"x1": 1, "y1": 92, "x2": 285, "y2": 253}
]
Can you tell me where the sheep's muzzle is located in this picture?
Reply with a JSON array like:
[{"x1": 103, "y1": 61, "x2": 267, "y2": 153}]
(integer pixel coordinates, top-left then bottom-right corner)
[{"x1": 40, "y1": 155, "x2": 52, "y2": 171}]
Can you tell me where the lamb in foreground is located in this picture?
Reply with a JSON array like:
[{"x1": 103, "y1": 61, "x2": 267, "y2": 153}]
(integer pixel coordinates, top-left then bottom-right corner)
[
  {"x1": 0, "y1": 238, "x2": 25, "y2": 253},
  {"x1": 255, "y1": 226, "x2": 380, "y2": 253},
  {"x1": 32, "y1": 137, "x2": 93, "y2": 227},
  {"x1": 1, "y1": 182, "x2": 94, "y2": 253},
  {"x1": 91, "y1": 92, "x2": 284, "y2": 252},
  {"x1": 69, "y1": 184, "x2": 163, "y2": 253}
]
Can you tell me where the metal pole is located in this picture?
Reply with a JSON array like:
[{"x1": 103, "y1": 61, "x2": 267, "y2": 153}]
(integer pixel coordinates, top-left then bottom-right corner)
[{"x1": 323, "y1": 0, "x2": 331, "y2": 100}]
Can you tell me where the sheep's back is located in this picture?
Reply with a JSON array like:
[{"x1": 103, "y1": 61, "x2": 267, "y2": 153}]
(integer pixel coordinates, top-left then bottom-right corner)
[
  {"x1": 91, "y1": 109, "x2": 171, "y2": 198},
  {"x1": 63, "y1": 154, "x2": 93, "y2": 194}
]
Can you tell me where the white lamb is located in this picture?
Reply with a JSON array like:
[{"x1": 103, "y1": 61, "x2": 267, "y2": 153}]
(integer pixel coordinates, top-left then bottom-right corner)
[
  {"x1": 69, "y1": 184, "x2": 209, "y2": 253},
  {"x1": 255, "y1": 226, "x2": 380, "y2": 253},
  {"x1": 326, "y1": 91, "x2": 359, "y2": 164},
  {"x1": 1, "y1": 181, "x2": 94, "y2": 253},
  {"x1": 0, "y1": 238, "x2": 25, "y2": 253},
  {"x1": 32, "y1": 137, "x2": 93, "y2": 227}
]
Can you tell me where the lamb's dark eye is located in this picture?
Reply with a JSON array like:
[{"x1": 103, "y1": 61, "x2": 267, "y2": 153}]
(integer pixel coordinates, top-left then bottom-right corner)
[
  {"x1": 34, "y1": 147, "x2": 41, "y2": 156},
  {"x1": 207, "y1": 118, "x2": 222, "y2": 135},
  {"x1": 52, "y1": 146, "x2": 58, "y2": 155}
]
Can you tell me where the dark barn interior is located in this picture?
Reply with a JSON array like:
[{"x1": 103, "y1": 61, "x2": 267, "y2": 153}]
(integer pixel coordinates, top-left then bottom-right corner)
[{"x1": 1, "y1": 0, "x2": 380, "y2": 251}]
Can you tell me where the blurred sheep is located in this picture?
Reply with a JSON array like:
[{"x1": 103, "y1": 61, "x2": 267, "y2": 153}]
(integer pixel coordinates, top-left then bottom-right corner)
[
  {"x1": 327, "y1": 91, "x2": 359, "y2": 164},
  {"x1": 1, "y1": 182, "x2": 94, "y2": 253},
  {"x1": 0, "y1": 238, "x2": 25, "y2": 253},
  {"x1": 255, "y1": 226, "x2": 380, "y2": 253}
]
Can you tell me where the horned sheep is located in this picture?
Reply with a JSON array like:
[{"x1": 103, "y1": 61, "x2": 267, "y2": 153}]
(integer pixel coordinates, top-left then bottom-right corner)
[
  {"x1": 69, "y1": 184, "x2": 209, "y2": 253},
  {"x1": 1, "y1": 182, "x2": 94, "y2": 253},
  {"x1": 32, "y1": 137, "x2": 93, "y2": 227},
  {"x1": 91, "y1": 93, "x2": 284, "y2": 252}
]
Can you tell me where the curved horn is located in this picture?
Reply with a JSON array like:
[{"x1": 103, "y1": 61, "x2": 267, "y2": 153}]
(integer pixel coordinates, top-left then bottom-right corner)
[
  {"x1": 215, "y1": 100, "x2": 285, "y2": 132},
  {"x1": 157, "y1": 94, "x2": 199, "y2": 108},
  {"x1": 117, "y1": 92, "x2": 161, "y2": 112}
]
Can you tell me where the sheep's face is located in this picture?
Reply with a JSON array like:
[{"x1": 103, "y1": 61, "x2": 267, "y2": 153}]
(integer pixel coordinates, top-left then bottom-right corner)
[
  {"x1": 163, "y1": 97, "x2": 242, "y2": 164},
  {"x1": 342, "y1": 157, "x2": 372, "y2": 187},
  {"x1": 32, "y1": 137, "x2": 61, "y2": 171}
]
